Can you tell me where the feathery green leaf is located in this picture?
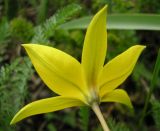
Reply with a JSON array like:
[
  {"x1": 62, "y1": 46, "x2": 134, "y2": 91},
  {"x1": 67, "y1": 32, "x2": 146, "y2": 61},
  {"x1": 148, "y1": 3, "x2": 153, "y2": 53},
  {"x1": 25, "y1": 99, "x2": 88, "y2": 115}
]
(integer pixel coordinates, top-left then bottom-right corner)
[
  {"x1": 32, "y1": 4, "x2": 81, "y2": 44},
  {"x1": 79, "y1": 107, "x2": 90, "y2": 131},
  {"x1": 152, "y1": 100, "x2": 160, "y2": 130}
]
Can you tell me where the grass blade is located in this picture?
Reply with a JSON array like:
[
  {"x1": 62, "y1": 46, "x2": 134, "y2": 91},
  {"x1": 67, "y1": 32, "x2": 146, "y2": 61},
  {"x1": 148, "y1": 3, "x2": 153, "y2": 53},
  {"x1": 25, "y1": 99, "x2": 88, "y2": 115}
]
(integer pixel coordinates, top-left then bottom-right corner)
[
  {"x1": 60, "y1": 14, "x2": 160, "y2": 30},
  {"x1": 139, "y1": 48, "x2": 160, "y2": 127}
]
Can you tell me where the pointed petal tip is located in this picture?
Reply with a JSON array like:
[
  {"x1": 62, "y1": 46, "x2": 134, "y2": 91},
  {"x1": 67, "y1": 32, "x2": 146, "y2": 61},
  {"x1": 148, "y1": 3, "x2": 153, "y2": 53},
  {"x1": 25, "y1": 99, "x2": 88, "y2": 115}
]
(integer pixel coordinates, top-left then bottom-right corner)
[
  {"x1": 98, "y1": 5, "x2": 107, "y2": 15},
  {"x1": 128, "y1": 102, "x2": 134, "y2": 109},
  {"x1": 134, "y1": 45, "x2": 146, "y2": 49},
  {"x1": 21, "y1": 43, "x2": 35, "y2": 48},
  {"x1": 21, "y1": 43, "x2": 29, "y2": 47},
  {"x1": 21, "y1": 44, "x2": 31, "y2": 49},
  {"x1": 10, "y1": 121, "x2": 14, "y2": 125},
  {"x1": 22, "y1": 44, "x2": 40, "y2": 51},
  {"x1": 10, "y1": 117, "x2": 16, "y2": 125},
  {"x1": 102, "y1": 5, "x2": 108, "y2": 10},
  {"x1": 133, "y1": 45, "x2": 146, "y2": 53},
  {"x1": 10, "y1": 111, "x2": 22, "y2": 125},
  {"x1": 10, "y1": 121, "x2": 13, "y2": 125}
]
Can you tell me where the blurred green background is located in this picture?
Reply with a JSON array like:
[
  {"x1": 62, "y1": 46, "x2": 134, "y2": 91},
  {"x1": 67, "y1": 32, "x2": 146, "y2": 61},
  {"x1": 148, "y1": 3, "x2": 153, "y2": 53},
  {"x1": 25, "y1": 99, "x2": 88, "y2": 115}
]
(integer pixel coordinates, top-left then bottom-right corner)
[{"x1": 0, "y1": 0, "x2": 160, "y2": 131}]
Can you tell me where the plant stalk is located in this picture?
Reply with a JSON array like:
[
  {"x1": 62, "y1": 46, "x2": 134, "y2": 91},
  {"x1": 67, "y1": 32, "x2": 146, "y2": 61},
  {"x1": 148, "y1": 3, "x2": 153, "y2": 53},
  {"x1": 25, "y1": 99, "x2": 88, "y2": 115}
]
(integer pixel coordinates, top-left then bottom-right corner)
[
  {"x1": 139, "y1": 49, "x2": 160, "y2": 128},
  {"x1": 92, "y1": 103, "x2": 110, "y2": 131}
]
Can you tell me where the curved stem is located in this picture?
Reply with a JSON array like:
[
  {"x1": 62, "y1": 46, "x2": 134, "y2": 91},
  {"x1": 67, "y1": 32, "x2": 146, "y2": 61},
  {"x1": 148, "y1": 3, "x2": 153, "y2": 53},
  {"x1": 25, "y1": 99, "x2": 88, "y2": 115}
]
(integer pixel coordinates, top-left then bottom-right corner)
[
  {"x1": 92, "y1": 103, "x2": 110, "y2": 131},
  {"x1": 139, "y1": 49, "x2": 160, "y2": 128}
]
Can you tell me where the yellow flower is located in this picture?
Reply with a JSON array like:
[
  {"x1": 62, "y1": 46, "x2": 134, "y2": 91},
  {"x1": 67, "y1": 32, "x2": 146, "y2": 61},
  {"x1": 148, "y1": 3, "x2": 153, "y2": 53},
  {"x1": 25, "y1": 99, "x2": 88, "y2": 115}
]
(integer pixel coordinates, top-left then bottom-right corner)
[{"x1": 11, "y1": 5, "x2": 145, "y2": 125}]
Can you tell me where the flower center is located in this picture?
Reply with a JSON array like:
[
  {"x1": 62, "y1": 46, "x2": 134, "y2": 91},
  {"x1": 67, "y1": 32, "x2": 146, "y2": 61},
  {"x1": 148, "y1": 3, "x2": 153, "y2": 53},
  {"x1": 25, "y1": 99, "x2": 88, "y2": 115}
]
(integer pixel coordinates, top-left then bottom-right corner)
[{"x1": 87, "y1": 87, "x2": 100, "y2": 106}]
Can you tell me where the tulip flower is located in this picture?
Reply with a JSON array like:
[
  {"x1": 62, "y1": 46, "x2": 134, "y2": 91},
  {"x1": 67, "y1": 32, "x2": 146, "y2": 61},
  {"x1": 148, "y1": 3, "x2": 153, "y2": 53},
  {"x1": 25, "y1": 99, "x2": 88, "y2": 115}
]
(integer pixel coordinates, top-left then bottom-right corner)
[{"x1": 11, "y1": 5, "x2": 145, "y2": 131}]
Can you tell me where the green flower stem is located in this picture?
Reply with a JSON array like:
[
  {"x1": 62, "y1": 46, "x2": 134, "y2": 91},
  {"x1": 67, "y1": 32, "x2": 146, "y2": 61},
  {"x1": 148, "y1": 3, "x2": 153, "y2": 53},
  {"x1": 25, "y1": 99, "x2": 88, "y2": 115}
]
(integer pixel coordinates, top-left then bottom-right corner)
[
  {"x1": 139, "y1": 49, "x2": 160, "y2": 128},
  {"x1": 92, "y1": 103, "x2": 110, "y2": 131}
]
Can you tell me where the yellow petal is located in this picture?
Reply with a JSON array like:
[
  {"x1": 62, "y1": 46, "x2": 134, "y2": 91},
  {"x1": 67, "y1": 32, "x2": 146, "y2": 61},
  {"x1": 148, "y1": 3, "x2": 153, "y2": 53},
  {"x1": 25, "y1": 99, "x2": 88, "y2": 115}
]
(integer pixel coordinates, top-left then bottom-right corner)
[
  {"x1": 23, "y1": 44, "x2": 88, "y2": 101},
  {"x1": 81, "y1": 5, "x2": 107, "y2": 88},
  {"x1": 99, "y1": 45, "x2": 146, "y2": 97},
  {"x1": 101, "y1": 89, "x2": 133, "y2": 108},
  {"x1": 10, "y1": 96, "x2": 84, "y2": 124}
]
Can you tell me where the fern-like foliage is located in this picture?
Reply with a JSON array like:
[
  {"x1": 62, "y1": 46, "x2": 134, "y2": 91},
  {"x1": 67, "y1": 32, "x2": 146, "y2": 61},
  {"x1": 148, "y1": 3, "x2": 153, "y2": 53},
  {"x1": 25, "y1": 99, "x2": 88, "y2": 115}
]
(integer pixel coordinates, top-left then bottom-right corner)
[
  {"x1": 0, "y1": 57, "x2": 33, "y2": 131},
  {"x1": 152, "y1": 100, "x2": 160, "y2": 130},
  {"x1": 107, "y1": 117, "x2": 131, "y2": 131},
  {"x1": 79, "y1": 106, "x2": 90, "y2": 131},
  {"x1": 32, "y1": 26, "x2": 50, "y2": 44},
  {"x1": 32, "y1": 3, "x2": 81, "y2": 44}
]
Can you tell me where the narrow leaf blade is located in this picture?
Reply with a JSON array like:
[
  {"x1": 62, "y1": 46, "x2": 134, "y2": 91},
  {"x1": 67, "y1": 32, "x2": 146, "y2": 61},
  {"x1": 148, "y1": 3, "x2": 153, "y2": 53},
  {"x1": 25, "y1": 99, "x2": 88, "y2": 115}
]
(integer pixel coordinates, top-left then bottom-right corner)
[{"x1": 60, "y1": 14, "x2": 160, "y2": 30}]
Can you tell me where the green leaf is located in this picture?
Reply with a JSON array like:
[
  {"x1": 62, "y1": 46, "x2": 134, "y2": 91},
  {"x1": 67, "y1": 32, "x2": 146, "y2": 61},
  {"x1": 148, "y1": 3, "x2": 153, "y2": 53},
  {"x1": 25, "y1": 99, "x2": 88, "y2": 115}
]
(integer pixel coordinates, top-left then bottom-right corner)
[
  {"x1": 47, "y1": 123, "x2": 57, "y2": 131},
  {"x1": 150, "y1": 49, "x2": 160, "y2": 90},
  {"x1": 63, "y1": 111, "x2": 77, "y2": 128},
  {"x1": 107, "y1": 117, "x2": 130, "y2": 131},
  {"x1": 60, "y1": 14, "x2": 160, "y2": 30},
  {"x1": 0, "y1": 17, "x2": 10, "y2": 44},
  {"x1": 60, "y1": 16, "x2": 90, "y2": 30},
  {"x1": 152, "y1": 100, "x2": 160, "y2": 130},
  {"x1": 37, "y1": 0, "x2": 49, "y2": 23},
  {"x1": 79, "y1": 107, "x2": 90, "y2": 131}
]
